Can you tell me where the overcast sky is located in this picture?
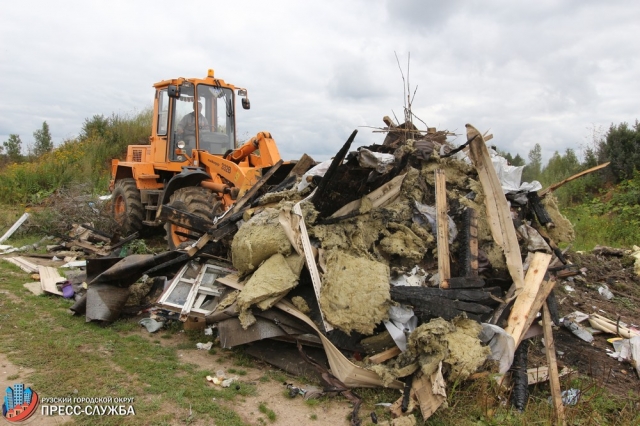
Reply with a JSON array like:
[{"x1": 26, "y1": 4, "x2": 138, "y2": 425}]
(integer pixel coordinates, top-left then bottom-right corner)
[{"x1": 1, "y1": 0, "x2": 638, "y2": 163}]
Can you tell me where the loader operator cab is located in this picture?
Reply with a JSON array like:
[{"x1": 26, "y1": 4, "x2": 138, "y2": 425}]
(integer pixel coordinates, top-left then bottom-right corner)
[{"x1": 168, "y1": 82, "x2": 236, "y2": 161}]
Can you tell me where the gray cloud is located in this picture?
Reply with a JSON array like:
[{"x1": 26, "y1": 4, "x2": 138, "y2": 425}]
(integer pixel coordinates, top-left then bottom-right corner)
[{"x1": 0, "y1": 0, "x2": 638, "y2": 166}]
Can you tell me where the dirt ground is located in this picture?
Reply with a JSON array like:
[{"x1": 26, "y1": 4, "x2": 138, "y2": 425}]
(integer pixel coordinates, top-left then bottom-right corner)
[
  {"x1": 132, "y1": 327, "x2": 354, "y2": 426},
  {"x1": 0, "y1": 353, "x2": 71, "y2": 425},
  {"x1": 528, "y1": 250, "x2": 640, "y2": 397}
]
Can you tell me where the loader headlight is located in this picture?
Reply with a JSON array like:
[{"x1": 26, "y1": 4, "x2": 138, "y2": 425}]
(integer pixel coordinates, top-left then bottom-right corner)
[{"x1": 177, "y1": 140, "x2": 186, "y2": 149}]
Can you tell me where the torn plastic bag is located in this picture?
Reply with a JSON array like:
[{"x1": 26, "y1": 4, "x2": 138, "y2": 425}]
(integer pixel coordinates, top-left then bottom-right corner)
[
  {"x1": 297, "y1": 159, "x2": 333, "y2": 192},
  {"x1": 383, "y1": 305, "x2": 418, "y2": 352},
  {"x1": 479, "y1": 323, "x2": 515, "y2": 374},
  {"x1": 413, "y1": 201, "x2": 458, "y2": 241},
  {"x1": 357, "y1": 148, "x2": 395, "y2": 174}
]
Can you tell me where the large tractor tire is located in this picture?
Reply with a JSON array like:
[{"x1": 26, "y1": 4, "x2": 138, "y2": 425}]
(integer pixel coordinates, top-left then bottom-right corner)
[
  {"x1": 165, "y1": 187, "x2": 219, "y2": 250},
  {"x1": 112, "y1": 178, "x2": 144, "y2": 236}
]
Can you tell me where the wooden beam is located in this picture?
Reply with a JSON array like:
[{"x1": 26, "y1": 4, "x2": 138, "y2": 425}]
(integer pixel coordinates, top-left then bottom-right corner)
[
  {"x1": 434, "y1": 169, "x2": 450, "y2": 288},
  {"x1": 543, "y1": 302, "x2": 566, "y2": 426},
  {"x1": 466, "y1": 124, "x2": 524, "y2": 290},
  {"x1": 369, "y1": 346, "x2": 401, "y2": 364},
  {"x1": 539, "y1": 162, "x2": 610, "y2": 197},
  {"x1": 505, "y1": 252, "x2": 552, "y2": 346},
  {"x1": 0, "y1": 212, "x2": 30, "y2": 244},
  {"x1": 287, "y1": 154, "x2": 316, "y2": 178}
]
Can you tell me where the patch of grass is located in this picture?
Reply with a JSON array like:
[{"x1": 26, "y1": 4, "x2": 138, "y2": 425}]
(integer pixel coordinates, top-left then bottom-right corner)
[
  {"x1": 228, "y1": 368, "x2": 247, "y2": 376},
  {"x1": 258, "y1": 402, "x2": 276, "y2": 422},
  {"x1": 6, "y1": 374, "x2": 19, "y2": 380},
  {"x1": 258, "y1": 370, "x2": 288, "y2": 383},
  {"x1": 0, "y1": 264, "x2": 250, "y2": 426},
  {"x1": 305, "y1": 398, "x2": 320, "y2": 407},
  {"x1": 232, "y1": 353, "x2": 256, "y2": 368},
  {"x1": 310, "y1": 413, "x2": 317, "y2": 420}
]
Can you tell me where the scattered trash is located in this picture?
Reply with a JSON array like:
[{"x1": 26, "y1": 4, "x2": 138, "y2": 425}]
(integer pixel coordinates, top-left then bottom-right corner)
[
  {"x1": 562, "y1": 316, "x2": 594, "y2": 343},
  {"x1": 221, "y1": 378, "x2": 236, "y2": 388},
  {"x1": 139, "y1": 318, "x2": 165, "y2": 333},
  {"x1": 2, "y1": 116, "x2": 631, "y2": 423},
  {"x1": 548, "y1": 388, "x2": 581, "y2": 406},
  {"x1": 598, "y1": 285, "x2": 614, "y2": 300},
  {"x1": 61, "y1": 281, "x2": 75, "y2": 299}
]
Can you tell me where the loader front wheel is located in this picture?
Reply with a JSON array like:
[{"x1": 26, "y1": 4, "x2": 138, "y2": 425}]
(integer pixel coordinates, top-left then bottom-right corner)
[
  {"x1": 112, "y1": 178, "x2": 144, "y2": 236},
  {"x1": 164, "y1": 187, "x2": 216, "y2": 250}
]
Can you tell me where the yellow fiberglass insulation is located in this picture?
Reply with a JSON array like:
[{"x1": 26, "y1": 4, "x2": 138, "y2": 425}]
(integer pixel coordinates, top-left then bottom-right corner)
[
  {"x1": 319, "y1": 249, "x2": 390, "y2": 335},
  {"x1": 231, "y1": 208, "x2": 292, "y2": 275}
]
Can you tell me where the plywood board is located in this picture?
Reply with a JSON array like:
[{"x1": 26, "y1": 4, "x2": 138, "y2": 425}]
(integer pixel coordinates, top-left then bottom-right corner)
[
  {"x1": 4, "y1": 257, "x2": 39, "y2": 273},
  {"x1": 434, "y1": 169, "x2": 450, "y2": 288},
  {"x1": 38, "y1": 265, "x2": 65, "y2": 296}
]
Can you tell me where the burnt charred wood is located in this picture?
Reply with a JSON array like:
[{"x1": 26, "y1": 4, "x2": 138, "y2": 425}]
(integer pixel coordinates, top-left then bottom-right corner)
[
  {"x1": 546, "y1": 290, "x2": 560, "y2": 325},
  {"x1": 592, "y1": 245, "x2": 628, "y2": 257},
  {"x1": 440, "y1": 134, "x2": 477, "y2": 158},
  {"x1": 108, "y1": 232, "x2": 140, "y2": 251},
  {"x1": 390, "y1": 288, "x2": 490, "y2": 322},
  {"x1": 389, "y1": 285, "x2": 501, "y2": 305},
  {"x1": 160, "y1": 205, "x2": 211, "y2": 234},
  {"x1": 449, "y1": 276, "x2": 486, "y2": 288},
  {"x1": 311, "y1": 130, "x2": 358, "y2": 214},
  {"x1": 401, "y1": 373, "x2": 414, "y2": 412},
  {"x1": 527, "y1": 191, "x2": 553, "y2": 227},
  {"x1": 258, "y1": 175, "x2": 297, "y2": 199},
  {"x1": 510, "y1": 339, "x2": 530, "y2": 411},
  {"x1": 142, "y1": 253, "x2": 190, "y2": 276}
]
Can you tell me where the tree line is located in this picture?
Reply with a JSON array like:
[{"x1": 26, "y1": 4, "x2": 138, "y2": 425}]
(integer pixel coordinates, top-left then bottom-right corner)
[
  {"x1": 1, "y1": 121, "x2": 54, "y2": 164},
  {"x1": 496, "y1": 120, "x2": 640, "y2": 206}
]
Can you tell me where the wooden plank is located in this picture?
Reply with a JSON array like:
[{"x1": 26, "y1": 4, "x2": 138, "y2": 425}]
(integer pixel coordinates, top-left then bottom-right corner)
[
  {"x1": 4, "y1": 257, "x2": 39, "y2": 273},
  {"x1": 543, "y1": 302, "x2": 566, "y2": 426},
  {"x1": 435, "y1": 169, "x2": 450, "y2": 288},
  {"x1": 511, "y1": 276, "x2": 556, "y2": 348},
  {"x1": 466, "y1": 124, "x2": 524, "y2": 290},
  {"x1": 293, "y1": 201, "x2": 333, "y2": 332},
  {"x1": 38, "y1": 265, "x2": 65, "y2": 296},
  {"x1": 0, "y1": 212, "x2": 30, "y2": 244},
  {"x1": 505, "y1": 253, "x2": 552, "y2": 346},
  {"x1": 369, "y1": 346, "x2": 401, "y2": 364},
  {"x1": 287, "y1": 153, "x2": 316, "y2": 178},
  {"x1": 328, "y1": 173, "x2": 405, "y2": 219},
  {"x1": 539, "y1": 162, "x2": 610, "y2": 197}
]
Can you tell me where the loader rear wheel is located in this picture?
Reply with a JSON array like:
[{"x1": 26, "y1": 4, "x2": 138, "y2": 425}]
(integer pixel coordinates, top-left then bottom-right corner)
[
  {"x1": 164, "y1": 187, "x2": 217, "y2": 250},
  {"x1": 112, "y1": 178, "x2": 144, "y2": 236}
]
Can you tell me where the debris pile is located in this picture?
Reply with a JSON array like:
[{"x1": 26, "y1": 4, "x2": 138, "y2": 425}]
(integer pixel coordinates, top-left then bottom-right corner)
[{"x1": 3, "y1": 118, "x2": 633, "y2": 425}]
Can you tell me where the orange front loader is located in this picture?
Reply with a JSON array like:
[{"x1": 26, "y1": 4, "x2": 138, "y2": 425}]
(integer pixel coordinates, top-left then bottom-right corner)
[{"x1": 110, "y1": 69, "x2": 289, "y2": 249}]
